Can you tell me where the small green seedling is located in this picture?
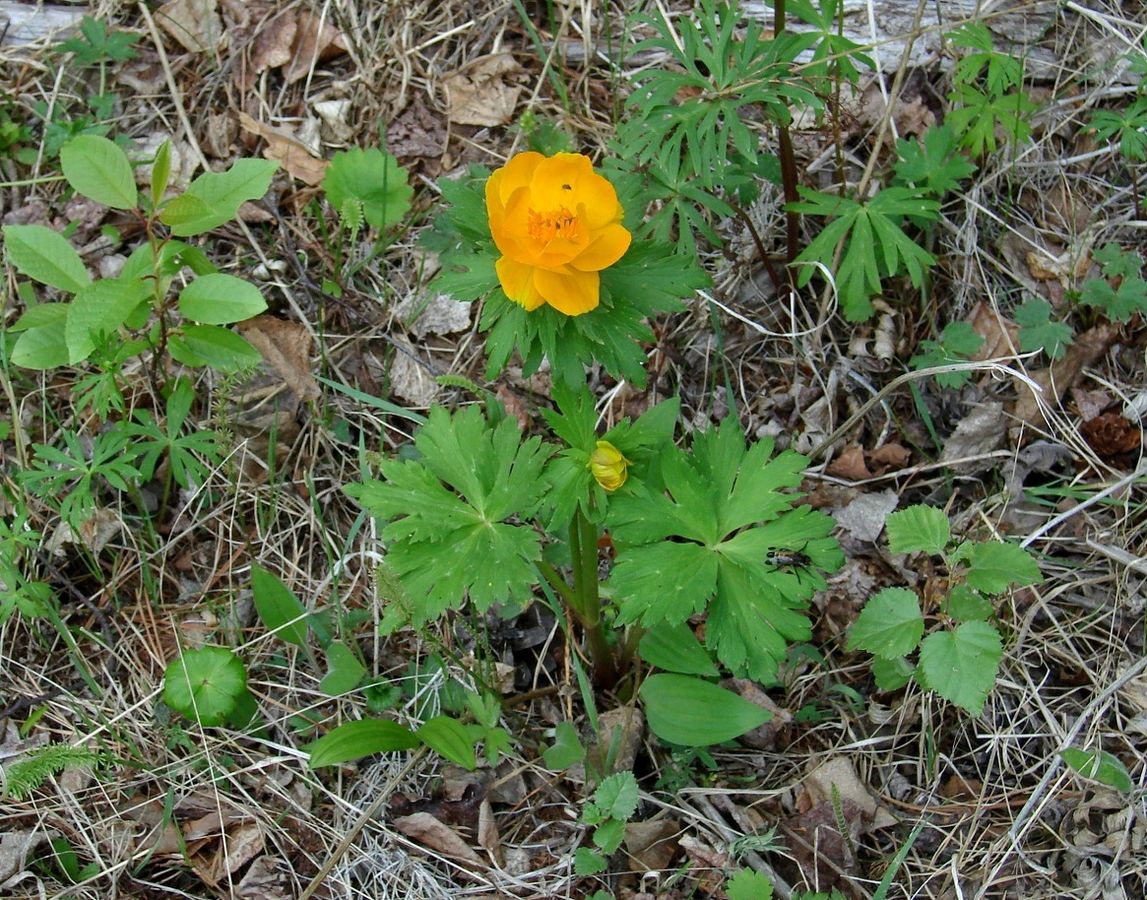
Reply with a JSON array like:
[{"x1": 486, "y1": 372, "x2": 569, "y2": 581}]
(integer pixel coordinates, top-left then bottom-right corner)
[
  {"x1": 163, "y1": 645, "x2": 256, "y2": 728},
  {"x1": 574, "y1": 771, "x2": 640, "y2": 876},
  {"x1": 848, "y1": 504, "x2": 1042, "y2": 716}
]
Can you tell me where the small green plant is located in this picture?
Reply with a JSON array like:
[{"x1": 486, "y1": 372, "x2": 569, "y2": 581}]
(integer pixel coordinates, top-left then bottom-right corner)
[
  {"x1": 162, "y1": 644, "x2": 256, "y2": 728},
  {"x1": 848, "y1": 505, "x2": 1042, "y2": 716},
  {"x1": 1015, "y1": 297, "x2": 1074, "y2": 360},
  {"x1": 574, "y1": 771, "x2": 640, "y2": 876},
  {"x1": 0, "y1": 507, "x2": 53, "y2": 623},
  {"x1": 945, "y1": 23, "x2": 1038, "y2": 158},
  {"x1": 1079, "y1": 243, "x2": 1147, "y2": 322},
  {"x1": 908, "y1": 321, "x2": 985, "y2": 388},
  {"x1": 606, "y1": 0, "x2": 840, "y2": 257},
  {"x1": 1061, "y1": 746, "x2": 1133, "y2": 793},
  {"x1": 1, "y1": 742, "x2": 102, "y2": 800},
  {"x1": 4, "y1": 135, "x2": 276, "y2": 374}
]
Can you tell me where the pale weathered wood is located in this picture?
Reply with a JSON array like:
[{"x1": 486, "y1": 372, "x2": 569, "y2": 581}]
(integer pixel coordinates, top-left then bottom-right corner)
[{"x1": 0, "y1": 2, "x2": 84, "y2": 47}]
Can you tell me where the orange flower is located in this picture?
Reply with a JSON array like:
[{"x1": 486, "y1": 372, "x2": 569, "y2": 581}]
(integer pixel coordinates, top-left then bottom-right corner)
[{"x1": 486, "y1": 152, "x2": 631, "y2": 316}]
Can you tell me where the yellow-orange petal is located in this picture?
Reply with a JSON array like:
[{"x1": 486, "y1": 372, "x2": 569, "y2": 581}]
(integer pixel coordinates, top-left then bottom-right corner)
[
  {"x1": 529, "y1": 153, "x2": 595, "y2": 209},
  {"x1": 488, "y1": 152, "x2": 543, "y2": 207},
  {"x1": 495, "y1": 257, "x2": 546, "y2": 310},
  {"x1": 534, "y1": 267, "x2": 599, "y2": 315},
  {"x1": 572, "y1": 223, "x2": 631, "y2": 272},
  {"x1": 575, "y1": 176, "x2": 623, "y2": 229}
]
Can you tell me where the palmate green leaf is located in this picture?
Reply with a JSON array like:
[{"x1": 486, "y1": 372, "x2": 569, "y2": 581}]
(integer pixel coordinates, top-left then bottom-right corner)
[
  {"x1": 60, "y1": 135, "x2": 136, "y2": 209},
  {"x1": 894, "y1": 124, "x2": 976, "y2": 196},
  {"x1": 345, "y1": 406, "x2": 552, "y2": 626},
  {"x1": 322, "y1": 147, "x2": 412, "y2": 231},
  {"x1": 160, "y1": 158, "x2": 278, "y2": 236},
  {"x1": 917, "y1": 621, "x2": 1002, "y2": 716},
  {"x1": 791, "y1": 186, "x2": 937, "y2": 321},
  {"x1": 481, "y1": 243, "x2": 704, "y2": 389},
  {"x1": 609, "y1": 421, "x2": 840, "y2": 682},
  {"x1": 3, "y1": 224, "x2": 91, "y2": 293},
  {"x1": 1015, "y1": 298, "x2": 1072, "y2": 359},
  {"x1": 885, "y1": 505, "x2": 950, "y2": 555},
  {"x1": 163, "y1": 645, "x2": 248, "y2": 727},
  {"x1": 847, "y1": 587, "x2": 924, "y2": 658}
]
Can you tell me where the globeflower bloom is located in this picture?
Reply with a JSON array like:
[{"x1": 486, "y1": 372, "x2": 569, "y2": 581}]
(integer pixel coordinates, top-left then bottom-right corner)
[
  {"x1": 589, "y1": 440, "x2": 629, "y2": 492},
  {"x1": 486, "y1": 152, "x2": 631, "y2": 316}
]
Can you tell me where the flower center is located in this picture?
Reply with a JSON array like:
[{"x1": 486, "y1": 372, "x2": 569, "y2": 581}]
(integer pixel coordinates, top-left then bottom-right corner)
[{"x1": 527, "y1": 205, "x2": 582, "y2": 246}]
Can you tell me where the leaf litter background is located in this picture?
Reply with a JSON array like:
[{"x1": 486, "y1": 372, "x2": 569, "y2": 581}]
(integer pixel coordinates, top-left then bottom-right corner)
[{"x1": 0, "y1": 0, "x2": 1145, "y2": 898}]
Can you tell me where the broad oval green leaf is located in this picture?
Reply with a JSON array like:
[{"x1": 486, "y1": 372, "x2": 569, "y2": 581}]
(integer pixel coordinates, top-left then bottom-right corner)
[
  {"x1": 160, "y1": 158, "x2": 278, "y2": 236},
  {"x1": 847, "y1": 587, "x2": 924, "y2": 658},
  {"x1": 638, "y1": 621, "x2": 719, "y2": 677},
  {"x1": 60, "y1": 135, "x2": 137, "y2": 209},
  {"x1": 917, "y1": 621, "x2": 1002, "y2": 716},
  {"x1": 178, "y1": 273, "x2": 267, "y2": 324},
  {"x1": 65, "y1": 276, "x2": 152, "y2": 363},
  {"x1": 163, "y1": 645, "x2": 248, "y2": 727},
  {"x1": 250, "y1": 564, "x2": 309, "y2": 648},
  {"x1": 1061, "y1": 747, "x2": 1132, "y2": 793},
  {"x1": 168, "y1": 324, "x2": 261, "y2": 372},
  {"x1": 2, "y1": 225, "x2": 91, "y2": 293},
  {"x1": 12, "y1": 323, "x2": 70, "y2": 370},
  {"x1": 306, "y1": 719, "x2": 419, "y2": 768},
  {"x1": 415, "y1": 715, "x2": 478, "y2": 770},
  {"x1": 885, "y1": 505, "x2": 950, "y2": 556},
  {"x1": 640, "y1": 674, "x2": 770, "y2": 746},
  {"x1": 319, "y1": 641, "x2": 367, "y2": 696}
]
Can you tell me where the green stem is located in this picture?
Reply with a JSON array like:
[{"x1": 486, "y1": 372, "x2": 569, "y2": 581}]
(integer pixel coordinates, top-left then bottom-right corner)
[{"x1": 568, "y1": 508, "x2": 617, "y2": 688}]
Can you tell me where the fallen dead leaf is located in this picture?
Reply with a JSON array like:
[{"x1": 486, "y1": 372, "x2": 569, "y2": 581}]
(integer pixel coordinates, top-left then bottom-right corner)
[
  {"x1": 826, "y1": 444, "x2": 870, "y2": 481},
  {"x1": 77, "y1": 507, "x2": 123, "y2": 554},
  {"x1": 392, "y1": 812, "x2": 485, "y2": 866},
  {"x1": 624, "y1": 817, "x2": 681, "y2": 872},
  {"x1": 443, "y1": 53, "x2": 524, "y2": 126},
  {"x1": 282, "y1": 10, "x2": 348, "y2": 84},
  {"x1": 869, "y1": 442, "x2": 911, "y2": 473},
  {"x1": 157, "y1": 0, "x2": 223, "y2": 53},
  {"x1": 968, "y1": 300, "x2": 1019, "y2": 362},
  {"x1": 940, "y1": 402, "x2": 1007, "y2": 465},
  {"x1": 801, "y1": 756, "x2": 897, "y2": 831},
  {"x1": 237, "y1": 112, "x2": 328, "y2": 186},
  {"x1": 251, "y1": 11, "x2": 297, "y2": 72},
  {"x1": 390, "y1": 338, "x2": 439, "y2": 406},
  {"x1": 1011, "y1": 322, "x2": 1121, "y2": 438},
  {"x1": 236, "y1": 316, "x2": 318, "y2": 401},
  {"x1": 388, "y1": 96, "x2": 448, "y2": 158},
  {"x1": 834, "y1": 490, "x2": 898, "y2": 543}
]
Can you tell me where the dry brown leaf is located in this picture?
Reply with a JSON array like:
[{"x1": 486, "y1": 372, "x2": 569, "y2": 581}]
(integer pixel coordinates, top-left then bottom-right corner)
[
  {"x1": 968, "y1": 300, "x2": 1019, "y2": 362},
  {"x1": 251, "y1": 11, "x2": 297, "y2": 72},
  {"x1": 624, "y1": 818, "x2": 680, "y2": 872},
  {"x1": 393, "y1": 812, "x2": 485, "y2": 866},
  {"x1": 1011, "y1": 322, "x2": 1121, "y2": 437},
  {"x1": 801, "y1": 756, "x2": 897, "y2": 830},
  {"x1": 237, "y1": 316, "x2": 320, "y2": 402},
  {"x1": 476, "y1": 799, "x2": 501, "y2": 863},
  {"x1": 201, "y1": 821, "x2": 264, "y2": 884},
  {"x1": 727, "y1": 678, "x2": 790, "y2": 750},
  {"x1": 940, "y1": 403, "x2": 1007, "y2": 464},
  {"x1": 443, "y1": 53, "x2": 524, "y2": 126},
  {"x1": 157, "y1": 0, "x2": 223, "y2": 53},
  {"x1": 826, "y1": 444, "x2": 870, "y2": 481},
  {"x1": 283, "y1": 10, "x2": 348, "y2": 84},
  {"x1": 388, "y1": 97, "x2": 448, "y2": 158},
  {"x1": 237, "y1": 112, "x2": 328, "y2": 186},
  {"x1": 869, "y1": 442, "x2": 910, "y2": 472}
]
